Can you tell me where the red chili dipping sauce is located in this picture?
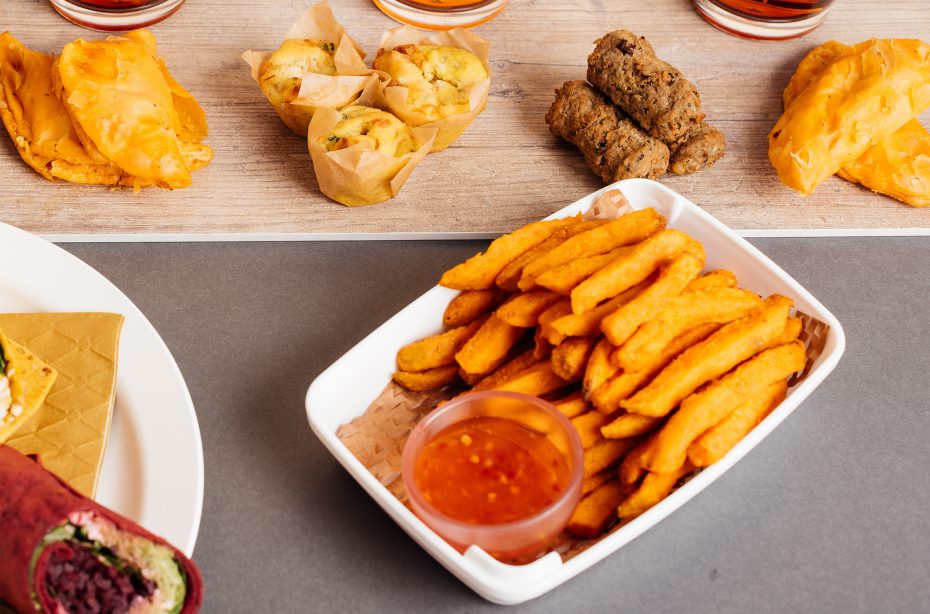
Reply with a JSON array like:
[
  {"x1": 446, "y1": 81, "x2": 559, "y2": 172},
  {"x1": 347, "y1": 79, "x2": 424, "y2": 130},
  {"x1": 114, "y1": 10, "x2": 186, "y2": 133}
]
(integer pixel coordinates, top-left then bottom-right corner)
[{"x1": 413, "y1": 416, "x2": 571, "y2": 525}]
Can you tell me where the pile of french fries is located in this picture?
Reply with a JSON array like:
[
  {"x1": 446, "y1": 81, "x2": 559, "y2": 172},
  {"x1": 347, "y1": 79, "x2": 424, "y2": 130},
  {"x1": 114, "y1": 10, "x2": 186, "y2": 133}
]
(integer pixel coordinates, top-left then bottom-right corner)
[{"x1": 393, "y1": 205, "x2": 805, "y2": 540}]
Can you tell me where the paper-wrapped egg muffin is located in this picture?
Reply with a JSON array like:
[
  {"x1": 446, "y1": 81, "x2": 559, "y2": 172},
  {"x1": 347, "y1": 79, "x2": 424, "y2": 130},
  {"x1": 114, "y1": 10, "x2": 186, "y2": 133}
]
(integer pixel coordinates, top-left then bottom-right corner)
[
  {"x1": 308, "y1": 105, "x2": 436, "y2": 206},
  {"x1": 372, "y1": 26, "x2": 490, "y2": 152},
  {"x1": 242, "y1": 1, "x2": 374, "y2": 137}
]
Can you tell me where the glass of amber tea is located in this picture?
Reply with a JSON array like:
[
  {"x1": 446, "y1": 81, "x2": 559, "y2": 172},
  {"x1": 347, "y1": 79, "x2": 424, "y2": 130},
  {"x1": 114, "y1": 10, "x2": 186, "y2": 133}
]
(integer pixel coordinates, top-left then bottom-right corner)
[
  {"x1": 372, "y1": 0, "x2": 507, "y2": 30},
  {"x1": 48, "y1": 0, "x2": 186, "y2": 31},
  {"x1": 692, "y1": 0, "x2": 836, "y2": 40}
]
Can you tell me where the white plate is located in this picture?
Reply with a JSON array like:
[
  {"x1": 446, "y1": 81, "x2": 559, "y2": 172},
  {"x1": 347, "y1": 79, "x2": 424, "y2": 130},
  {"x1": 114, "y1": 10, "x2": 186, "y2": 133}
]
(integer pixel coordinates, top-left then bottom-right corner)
[
  {"x1": 306, "y1": 178, "x2": 846, "y2": 605},
  {"x1": 0, "y1": 222, "x2": 203, "y2": 556}
]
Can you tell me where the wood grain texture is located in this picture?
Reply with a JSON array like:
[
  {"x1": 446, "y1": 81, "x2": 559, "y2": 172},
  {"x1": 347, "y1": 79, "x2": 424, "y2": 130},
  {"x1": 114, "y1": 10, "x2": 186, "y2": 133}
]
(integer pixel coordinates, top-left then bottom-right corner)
[{"x1": 1, "y1": 0, "x2": 929, "y2": 237}]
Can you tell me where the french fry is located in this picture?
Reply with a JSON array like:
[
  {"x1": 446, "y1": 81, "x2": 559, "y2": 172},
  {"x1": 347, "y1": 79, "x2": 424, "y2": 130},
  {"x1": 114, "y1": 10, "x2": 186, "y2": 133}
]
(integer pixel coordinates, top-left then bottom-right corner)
[
  {"x1": 614, "y1": 287, "x2": 763, "y2": 372},
  {"x1": 458, "y1": 367, "x2": 485, "y2": 386},
  {"x1": 496, "y1": 290, "x2": 563, "y2": 328},
  {"x1": 533, "y1": 326, "x2": 553, "y2": 360},
  {"x1": 440, "y1": 216, "x2": 580, "y2": 290},
  {"x1": 583, "y1": 338, "x2": 620, "y2": 398},
  {"x1": 491, "y1": 361, "x2": 569, "y2": 396},
  {"x1": 582, "y1": 471, "x2": 612, "y2": 495},
  {"x1": 443, "y1": 289, "x2": 502, "y2": 328},
  {"x1": 455, "y1": 314, "x2": 525, "y2": 376},
  {"x1": 601, "y1": 251, "x2": 705, "y2": 346},
  {"x1": 392, "y1": 364, "x2": 459, "y2": 391},
  {"x1": 684, "y1": 269, "x2": 737, "y2": 293},
  {"x1": 396, "y1": 319, "x2": 484, "y2": 372},
  {"x1": 571, "y1": 410, "x2": 614, "y2": 449},
  {"x1": 645, "y1": 341, "x2": 805, "y2": 473},
  {"x1": 619, "y1": 436, "x2": 654, "y2": 484},
  {"x1": 620, "y1": 295, "x2": 793, "y2": 418},
  {"x1": 617, "y1": 462, "x2": 694, "y2": 520},
  {"x1": 519, "y1": 208, "x2": 667, "y2": 291},
  {"x1": 584, "y1": 438, "x2": 638, "y2": 477},
  {"x1": 777, "y1": 316, "x2": 803, "y2": 345},
  {"x1": 494, "y1": 220, "x2": 604, "y2": 292},
  {"x1": 552, "y1": 391, "x2": 589, "y2": 419},
  {"x1": 534, "y1": 245, "x2": 631, "y2": 295},
  {"x1": 688, "y1": 380, "x2": 788, "y2": 467},
  {"x1": 551, "y1": 276, "x2": 654, "y2": 338},
  {"x1": 601, "y1": 413, "x2": 663, "y2": 439},
  {"x1": 571, "y1": 229, "x2": 702, "y2": 314},
  {"x1": 551, "y1": 336, "x2": 598, "y2": 382},
  {"x1": 568, "y1": 479, "x2": 633, "y2": 538},
  {"x1": 470, "y1": 349, "x2": 539, "y2": 392},
  {"x1": 538, "y1": 299, "x2": 573, "y2": 345}
]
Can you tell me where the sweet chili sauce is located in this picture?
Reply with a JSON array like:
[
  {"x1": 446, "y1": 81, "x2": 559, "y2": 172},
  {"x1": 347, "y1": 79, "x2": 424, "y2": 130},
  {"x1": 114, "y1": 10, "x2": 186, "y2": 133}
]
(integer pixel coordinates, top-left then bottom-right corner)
[{"x1": 413, "y1": 417, "x2": 571, "y2": 525}]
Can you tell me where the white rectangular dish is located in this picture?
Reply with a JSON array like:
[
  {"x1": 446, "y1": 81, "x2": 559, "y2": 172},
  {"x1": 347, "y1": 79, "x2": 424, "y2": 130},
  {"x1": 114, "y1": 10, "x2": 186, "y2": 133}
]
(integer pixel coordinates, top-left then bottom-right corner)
[{"x1": 305, "y1": 178, "x2": 846, "y2": 605}]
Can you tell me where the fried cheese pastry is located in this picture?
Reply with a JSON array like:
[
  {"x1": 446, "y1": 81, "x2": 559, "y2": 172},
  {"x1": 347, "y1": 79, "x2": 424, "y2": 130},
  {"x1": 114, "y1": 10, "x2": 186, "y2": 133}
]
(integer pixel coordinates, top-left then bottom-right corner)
[{"x1": 546, "y1": 80, "x2": 669, "y2": 183}]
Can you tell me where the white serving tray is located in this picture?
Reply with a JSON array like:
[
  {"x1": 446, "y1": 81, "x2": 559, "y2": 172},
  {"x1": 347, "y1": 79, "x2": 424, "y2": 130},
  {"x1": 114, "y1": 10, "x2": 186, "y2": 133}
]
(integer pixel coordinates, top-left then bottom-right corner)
[{"x1": 305, "y1": 178, "x2": 846, "y2": 605}]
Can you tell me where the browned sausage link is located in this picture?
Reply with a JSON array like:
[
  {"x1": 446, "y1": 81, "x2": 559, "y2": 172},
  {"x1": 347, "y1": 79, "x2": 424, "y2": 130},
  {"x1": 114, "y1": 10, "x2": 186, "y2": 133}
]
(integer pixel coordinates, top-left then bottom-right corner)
[
  {"x1": 587, "y1": 30, "x2": 704, "y2": 143},
  {"x1": 545, "y1": 80, "x2": 670, "y2": 183},
  {"x1": 668, "y1": 122, "x2": 726, "y2": 175}
]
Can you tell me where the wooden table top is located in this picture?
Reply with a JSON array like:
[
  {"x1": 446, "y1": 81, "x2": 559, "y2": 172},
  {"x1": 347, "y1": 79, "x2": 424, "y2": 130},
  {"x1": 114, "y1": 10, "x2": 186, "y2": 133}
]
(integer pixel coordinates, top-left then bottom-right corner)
[{"x1": 2, "y1": 0, "x2": 929, "y2": 238}]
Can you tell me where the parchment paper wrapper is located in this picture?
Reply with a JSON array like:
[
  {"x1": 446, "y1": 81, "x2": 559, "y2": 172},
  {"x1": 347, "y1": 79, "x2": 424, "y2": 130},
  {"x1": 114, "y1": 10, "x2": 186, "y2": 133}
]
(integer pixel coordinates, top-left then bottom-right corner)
[
  {"x1": 0, "y1": 313, "x2": 124, "y2": 498},
  {"x1": 336, "y1": 190, "x2": 832, "y2": 562},
  {"x1": 373, "y1": 25, "x2": 491, "y2": 152},
  {"x1": 307, "y1": 92, "x2": 438, "y2": 206},
  {"x1": 242, "y1": 1, "x2": 373, "y2": 137}
]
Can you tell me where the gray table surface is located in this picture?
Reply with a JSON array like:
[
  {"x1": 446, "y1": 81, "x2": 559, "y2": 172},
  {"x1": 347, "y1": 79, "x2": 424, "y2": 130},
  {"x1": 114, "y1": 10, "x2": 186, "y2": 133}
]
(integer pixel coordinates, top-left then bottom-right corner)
[{"x1": 61, "y1": 238, "x2": 930, "y2": 613}]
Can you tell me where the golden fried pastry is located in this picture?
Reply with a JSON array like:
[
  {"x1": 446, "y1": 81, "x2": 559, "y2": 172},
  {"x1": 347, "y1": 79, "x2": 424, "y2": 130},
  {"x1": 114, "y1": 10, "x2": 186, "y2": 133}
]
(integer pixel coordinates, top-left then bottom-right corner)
[
  {"x1": 258, "y1": 38, "x2": 337, "y2": 106},
  {"x1": 372, "y1": 44, "x2": 488, "y2": 124},
  {"x1": 320, "y1": 105, "x2": 415, "y2": 156}
]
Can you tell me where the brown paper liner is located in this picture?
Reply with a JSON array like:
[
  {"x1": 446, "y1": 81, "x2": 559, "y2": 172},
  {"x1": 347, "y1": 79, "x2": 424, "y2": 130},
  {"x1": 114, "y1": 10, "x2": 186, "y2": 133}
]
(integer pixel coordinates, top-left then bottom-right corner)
[
  {"x1": 372, "y1": 25, "x2": 491, "y2": 152},
  {"x1": 242, "y1": 1, "x2": 373, "y2": 137},
  {"x1": 337, "y1": 191, "x2": 832, "y2": 562}
]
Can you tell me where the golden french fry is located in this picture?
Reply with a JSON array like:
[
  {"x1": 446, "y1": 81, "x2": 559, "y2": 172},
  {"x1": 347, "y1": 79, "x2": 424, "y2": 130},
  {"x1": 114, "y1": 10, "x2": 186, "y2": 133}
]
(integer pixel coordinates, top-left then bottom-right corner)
[
  {"x1": 571, "y1": 229, "x2": 702, "y2": 314},
  {"x1": 392, "y1": 364, "x2": 458, "y2": 391},
  {"x1": 440, "y1": 216, "x2": 580, "y2": 290},
  {"x1": 538, "y1": 299, "x2": 573, "y2": 345},
  {"x1": 617, "y1": 462, "x2": 694, "y2": 520},
  {"x1": 396, "y1": 319, "x2": 484, "y2": 372},
  {"x1": 470, "y1": 349, "x2": 539, "y2": 392},
  {"x1": 551, "y1": 275, "x2": 654, "y2": 339},
  {"x1": 777, "y1": 316, "x2": 802, "y2": 345},
  {"x1": 455, "y1": 313, "x2": 525, "y2": 376},
  {"x1": 619, "y1": 436, "x2": 654, "y2": 485},
  {"x1": 582, "y1": 471, "x2": 612, "y2": 496},
  {"x1": 494, "y1": 220, "x2": 604, "y2": 292},
  {"x1": 614, "y1": 287, "x2": 763, "y2": 372},
  {"x1": 443, "y1": 289, "x2": 502, "y2": 328},
  {"x1": 533, "y1": 325, "x2": 553, "y2": 360},
  {"x1": 571, "y1": 410, "x2": 614, "y2": 449},
  {"x1": 534, "y1": 245, "x2": 631, "y2": 295},
  {"x1": 458, "y1": 367, "x2": 484, "y2": 386},
  {"x1": 568, "y1": 479, "x2": 633, "y2": 538},
  {"x1": 601, "y1": 413, "x2": 663, "y2": 439},
  {"x1": 688, "y1": 380, "x2": 788, "y2": 467},
  {"x1": 621, "y1": 294, "x2": 793, "y2": 418},
  {"x1": 584, "y1": 438, "x2": 637, "y2": 478},
  {"x1": 496, "y1": 290, "x2": 563, "y2": 328},
  {"x1": 684, "y1": 269, "x2": 738, "y2": 292},
  {"x1": 552, "y1": 391, "x2": 590, "y2": 419},
  {"x1": 519, "y1": 208, "x2": 666, "y2": 291},
  {"x1": 645, "y1": 340, "x2": 805, "y2": 473},
  {"x1": 583, "y1": 337, "x2": 620, "y2": 398},
  {"x1": 601, "y1": 251, "x2": 705, "y2": 346},
  {"x1": 491, "y1": 361, "x2": 569, "y2": 396},
  {"x1": 551, "y1": 336, "x2": 598, "y2": 382}
]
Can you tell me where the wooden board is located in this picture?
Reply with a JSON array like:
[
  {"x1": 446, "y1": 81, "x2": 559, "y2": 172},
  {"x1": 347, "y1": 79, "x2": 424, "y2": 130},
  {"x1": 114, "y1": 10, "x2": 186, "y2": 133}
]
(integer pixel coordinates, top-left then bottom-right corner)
[{"x1": 1, "y1": 0, "x2": 929, "y2": 238}]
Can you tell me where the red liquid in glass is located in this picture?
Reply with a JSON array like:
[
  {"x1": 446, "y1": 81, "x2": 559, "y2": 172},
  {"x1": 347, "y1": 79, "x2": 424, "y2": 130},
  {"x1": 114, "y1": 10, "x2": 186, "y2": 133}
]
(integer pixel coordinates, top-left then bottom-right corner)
[{"x1": 708, "y1": 0, "x2": 834, "y2": 21}]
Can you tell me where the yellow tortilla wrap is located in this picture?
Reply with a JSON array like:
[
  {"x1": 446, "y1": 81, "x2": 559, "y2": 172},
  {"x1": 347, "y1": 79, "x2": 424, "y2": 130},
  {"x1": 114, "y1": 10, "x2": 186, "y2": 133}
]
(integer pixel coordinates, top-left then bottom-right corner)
[{"x1": 0, "y1": 327, "x2": 58, "y2": 444}]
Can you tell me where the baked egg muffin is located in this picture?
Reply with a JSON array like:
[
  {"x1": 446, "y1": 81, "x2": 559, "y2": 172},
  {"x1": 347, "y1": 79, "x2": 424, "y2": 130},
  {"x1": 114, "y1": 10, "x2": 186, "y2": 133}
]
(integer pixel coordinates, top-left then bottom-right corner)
[
  {"x1": 258, "y1": 38, "x2": 337, "y2": 105},
  {"x1": 320, "y1": 106, "x2": 415, "y2": 157}
]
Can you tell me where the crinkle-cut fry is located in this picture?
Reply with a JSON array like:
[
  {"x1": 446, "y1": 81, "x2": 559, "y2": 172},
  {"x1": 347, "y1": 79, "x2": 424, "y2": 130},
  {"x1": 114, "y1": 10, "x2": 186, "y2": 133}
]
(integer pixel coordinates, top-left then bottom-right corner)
[
  {"x1": 601, "y1": 413, "x2": 663, "y2": 440},
  {"x1": 571, "y1": 410, "x2": 614, "y2": 449},
  {"x1": 645, "y1": 340, "x2": 805, "y2": 473},
  {"x1": 583, "y1": 338, "x2": 620, "y2": 398},
  {"x1": 490, "y1": 361, "x2": 569, "y2": 397},
  {"x1": 689, "y1": 380, "x2": 788, "y2": 467},
  {"x1": 571, "y1": 229, "x2": 702, "y2": 314},
  {"x1": 396, "y1": 319, "x2": 484, "y2": 372},
  {"x1": 393, "y1": 364, "x2": 459, "y2": 391},
  {"x1": 684, "y1": 269, "x2": 738, "y2": 293},
  {"x1": 582, "y1": 471, "x2": 613, "y2": 496},
  {"x1": 443, "y1": 289, "x2": 503, "y2": 328},
  {"x1": 440, "y1": 216, "x2": 581, "y2": 290},
  {"x1": 535, "y1": 246, "x2": 631, "y2": 295},
  {"x1": 601, "y1": 251, "x2": 705, "y2": 346},
  {"x1": 551, "y1": 336, "x2": 598, "y2": 382},
  {"x1": 621, "y1": 294, "x2": 793, "y2": 418},
  {"x1": 584, "y1": 437, "x2": 638, "y2": 478},
  {"x1": 496, "y1": 290, "x2": 563, "y2": 328},
  {"x1": 568, "y1": 479, "x2": 633, "y2": 538},
  {"x1": 551, "y1": 275, "x2": 654, "y2": 339},
  {"x1": 470, "y1": 348, "x2": 539, "y2": 392},
  {"x1": 519, "y1": 208, "x2": 666, "y2": 291},
  {"x1": 538, "y1": 299, "x2": 573, "y2": 346},
  {"x1": 614, "y1": 287, "x2": 763, "y2": 372},
  {"x1": 617, "y1": 462, "x2": 695, "y2": 520},
  {"x1": 455, "y1": 314, "x2": 525, "y2": 376},
  {"x1": 495, "y1": 220, "x2": 605, "y2": 292},
  {"x1": 552, "y1": 391, "x2": 589, "y2": 419}
]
